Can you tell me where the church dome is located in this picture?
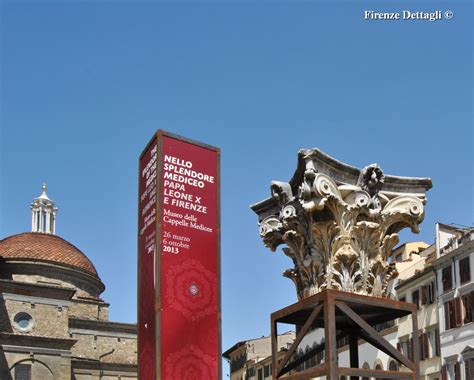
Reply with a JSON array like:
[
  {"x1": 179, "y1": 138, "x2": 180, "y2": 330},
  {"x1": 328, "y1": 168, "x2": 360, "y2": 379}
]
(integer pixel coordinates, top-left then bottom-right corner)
[
  {"x1": 0, "y1": 184, "x2": 105, "y2": 298},
  {"x1": 0, "y1": 232, "x2": 99, "y2": 277}
]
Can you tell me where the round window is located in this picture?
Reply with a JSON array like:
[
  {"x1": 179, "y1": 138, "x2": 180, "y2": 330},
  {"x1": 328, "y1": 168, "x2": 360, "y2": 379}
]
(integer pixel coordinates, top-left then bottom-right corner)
[{"x1": 13, "y1": 312, "x2": 34, "y2": 332}]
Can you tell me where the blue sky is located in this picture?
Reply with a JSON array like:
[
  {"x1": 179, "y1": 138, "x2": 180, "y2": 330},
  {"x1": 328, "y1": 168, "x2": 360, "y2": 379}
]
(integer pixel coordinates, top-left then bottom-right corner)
[{"x1": 1, "y1": 0, "x2": 472, "y2": 376}]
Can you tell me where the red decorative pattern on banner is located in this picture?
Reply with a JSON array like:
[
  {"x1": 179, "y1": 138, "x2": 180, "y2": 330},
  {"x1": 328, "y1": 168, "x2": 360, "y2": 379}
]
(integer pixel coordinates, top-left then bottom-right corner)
[
  {"x1": 160, "y1": 135, "x2": 219, "y2": 380},
  {"x1": 138, "y1": 132, "x2": 219, "y2": 379},
  {"x1": 165, "y1": 258, "x2": 217, "y2": 321},
  {"x1": 165, "y1": 344, "x2": 217, "y2": 380}
]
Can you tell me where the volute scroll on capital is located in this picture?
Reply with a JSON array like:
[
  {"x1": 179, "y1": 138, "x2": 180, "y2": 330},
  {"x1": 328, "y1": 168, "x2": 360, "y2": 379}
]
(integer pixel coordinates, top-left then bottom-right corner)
[{"x1": 251, "y1": 149, "x2": 432, "y2": 300}]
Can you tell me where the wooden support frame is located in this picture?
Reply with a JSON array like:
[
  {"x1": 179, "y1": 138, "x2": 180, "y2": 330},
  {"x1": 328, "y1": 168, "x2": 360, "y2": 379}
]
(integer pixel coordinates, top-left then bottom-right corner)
[{"x1": 271, "y1": 289, "x2": 419, "y2": 380}]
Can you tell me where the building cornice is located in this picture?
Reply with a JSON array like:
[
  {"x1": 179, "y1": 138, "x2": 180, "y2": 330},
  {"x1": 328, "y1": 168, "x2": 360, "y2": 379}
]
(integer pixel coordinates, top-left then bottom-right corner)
[
  {"x1": 0, "y1": 278, "x2": 76, "y2": 300},
  {"x1": 68, "y1": 318, "x2": 137, "y2": 335},
  {"x1": 433, "y1": 239, "x2": 474, "y2": 269},
  {"x1": 71, "y1": 357, "x2": 137, "y2": 371},
  {"x1": 0, "y1": 261, "x2": 105, "y2": 296},
  {"x1": 0, "y1": 332, "x2": 76, "y2": 350}
]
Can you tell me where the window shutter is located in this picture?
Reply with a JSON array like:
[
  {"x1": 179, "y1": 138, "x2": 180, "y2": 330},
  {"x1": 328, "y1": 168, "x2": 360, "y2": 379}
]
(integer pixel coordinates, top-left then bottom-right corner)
[
  {"x1": 397, "y1": 342, "x2": 401, "y2": 352},
  {"x1": 408, "y1": 338, "x2": 413, "y2": 361},
  {"x1": 14, "y1": 364, "x2": 31, "y2": 380},
  {"x1": 418, "y1": 335, "x2": 424, "y2": 360},
  {"x1": 435, "y1": 328, "x2": 440, "y2": 356},
  {"x1": 430, "y1": 282, "x2": 435, "y2": 304},
  {"x1": 455, "y1": 298, "x2": 463, "y2": 327},
  {"x1": 421, "y1": 286, "x2": 426, "y2": 306},
  {"x1": 466, "y1": 359, "x2": 471, "y2": 380},
  {"x1": 454, "y1": 362, "x2": 460, "y2": 380},
  {"x1": 423, "y1": 333, "x2": 429, "y2": 359},
  {"x1": 441, "y1": 365, "x2": 447, "y2": 380},
  {"x1": 471, "y1": 291, "x2": 474, "y2": 322},
  {"x1": 445, "y1": 302, "x2": 450, "y2": 330}
]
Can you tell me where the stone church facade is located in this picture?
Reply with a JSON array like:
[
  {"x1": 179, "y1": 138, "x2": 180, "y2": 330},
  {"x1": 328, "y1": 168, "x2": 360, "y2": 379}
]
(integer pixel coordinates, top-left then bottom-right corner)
[{"x1": 0, "y1": 185, "x2": 137, "y2": 379}]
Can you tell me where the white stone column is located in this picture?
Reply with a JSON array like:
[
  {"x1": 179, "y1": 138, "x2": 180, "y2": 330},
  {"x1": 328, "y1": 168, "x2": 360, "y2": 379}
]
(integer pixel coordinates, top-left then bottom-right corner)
[
  {"x1": 39, "y1": 210, "x2": 44, "y2": 232},
  {"x1": 31, "y1": 209, "x2": 36, "y2": 231},
  {"x1": 35, "y1": 210, "x2": 39, "y2": 232},
  {"x1": 45, "y1": 210, "x2": 51, "y2": 233}
]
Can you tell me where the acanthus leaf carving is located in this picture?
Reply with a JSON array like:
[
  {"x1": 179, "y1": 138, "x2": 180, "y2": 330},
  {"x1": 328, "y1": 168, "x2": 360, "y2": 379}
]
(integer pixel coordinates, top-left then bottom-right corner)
[{"x1": 255, "y1": 154, "x2": 431, "y2": 300}]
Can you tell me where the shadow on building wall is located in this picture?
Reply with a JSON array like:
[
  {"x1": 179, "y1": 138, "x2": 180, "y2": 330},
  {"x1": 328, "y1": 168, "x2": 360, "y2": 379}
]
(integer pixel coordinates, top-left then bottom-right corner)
[
  {"x1": 0, "y1": 347, "x2": 13, "y2": 380},
  {"x1": 0, "y1": 258, "x2": 13, "y2": 281}
]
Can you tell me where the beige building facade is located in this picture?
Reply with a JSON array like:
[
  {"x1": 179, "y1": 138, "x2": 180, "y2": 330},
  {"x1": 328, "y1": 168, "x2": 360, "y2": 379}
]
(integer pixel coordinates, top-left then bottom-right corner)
[
  {"x1": 222, "y1": 332, "x2": 295, "y2": 380},
  {"x1": 0, "y1": 186, "x2": 137, "y2": 380},
  {"x1": 396, "y1": 264, "x2": 441, "y2": 380}
]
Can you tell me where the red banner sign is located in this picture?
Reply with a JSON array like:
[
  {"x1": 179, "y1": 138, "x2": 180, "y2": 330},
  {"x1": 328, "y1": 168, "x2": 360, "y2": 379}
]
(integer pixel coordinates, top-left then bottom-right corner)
[{"x1": 138, "y1": 130, "x2": 221, "y2": 379}]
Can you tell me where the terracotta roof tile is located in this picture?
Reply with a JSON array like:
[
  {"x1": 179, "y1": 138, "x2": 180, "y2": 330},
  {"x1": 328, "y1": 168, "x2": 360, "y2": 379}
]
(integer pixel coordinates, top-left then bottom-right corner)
[{"x1": 0, "y1": 232, "x2": 99, "y2": 277}]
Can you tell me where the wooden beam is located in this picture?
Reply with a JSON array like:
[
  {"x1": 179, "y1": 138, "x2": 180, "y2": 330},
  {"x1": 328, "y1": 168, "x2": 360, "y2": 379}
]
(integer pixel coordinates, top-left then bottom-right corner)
[
  {"x1": 271, "y1": 318, "x2": 278, "y2": 380},
  {"x1": 324, "y1": 292, "x2": 337, "y2": 380},
  {"x1": 278, "y1": 364, "x2": 326, "y2": 380},
  {"x1": 339, "y1": 367, "x2": 413, "y2": 379},
  {"x1": 349, "y1": 332, "x2": 359, "y2": 380},
  {"x1": 332, "y1": 290, "x2": 415, "y2": 313},
  {"x1": 271, "y1": 292, "x2": 324, "y2": 321},
  {"x1": 276, "y1": 304, "x2": 322, "y2": 377},
  {"x1": 411, "y1": 309, "x2": 420, "y2": 380},
  {"x1": 335, "y1": 301, "x2": 414, "y2": 371}
]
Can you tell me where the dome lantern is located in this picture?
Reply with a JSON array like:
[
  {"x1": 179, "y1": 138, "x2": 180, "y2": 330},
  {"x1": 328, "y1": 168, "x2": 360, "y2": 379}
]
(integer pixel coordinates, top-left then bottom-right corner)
[{"x1": 31, "y1": 183, "x2": 57, "y2": 234}]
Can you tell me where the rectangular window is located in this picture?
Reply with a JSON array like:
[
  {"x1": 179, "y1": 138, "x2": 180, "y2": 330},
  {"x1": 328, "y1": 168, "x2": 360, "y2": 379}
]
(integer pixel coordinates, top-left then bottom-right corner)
[
  {"x1": 427, "y1": 330, "x2": 437, "y2": 358},
  {"x1": 465, "y1": 358, "x2": 474, "y2": 380},
  {"x1": 421, "y1": 282, "x2": 435, "y2": 305},
  {"x1": 400, "y1": 340, "x2": 409, "y2": 357},
  {"x1": 230, "y1": 353, "x2": 247, "y2": 372},
  {"x1": 419, "y1": 334, "x2": 425, "y2": 360},
  {"x1": 435, "y1": 328, "x2": 440, "y2": 356},
  {"x1": 421, "y1": 286, "x2": 427, "y2": 306},
  {"x1": 445, "y1": 300, "x2": 455, "y2": 330},
  {"x1": 257, "y1": 368, "x2": 263, "y2": 380},
  {"x1": 412, "y1": 290, "x2": 420, "y2": 310},
  {"x1": 408, "y1": 338, "x2": 414, "y2": 361},
  {"x1": 399, "y1": 295, "x2": 406, "y2": 303},
  {"x1": 442, "y1": 266, "x2": 453, "y2": 292},
  {"x1": 430, "y1": 281, "x2": 436, "y2": 303},
  {"x1": 263, "y1": 364, "x2": 270, "y2": 377},
  {"x1": 396, "y1": 253, "x2": 403, "y2": 262},
  {"x1": 15, "y1": 365, "x2": 31, "y2": 380},
  {"x1": 454, "y1": 362, "x2": 461, "y2": 380},
  {"x1": 461, "y1": 293, "x2": 473, "y2": 324},
  {"x1": 460, "y1": 257, "x2": 471, "y2": 284},
  {"x1": 423, "y1": 332, "x2": 429, "y2": 359},
  {"x1": 441, "y1": 365, "x2": 447, "y2": 380},
  {"x1": 246, "y1": 367, "x2": 255, "y2": 378},
  {"x1": 455, "y1": 298, "x2": 463, "y2": 327}
]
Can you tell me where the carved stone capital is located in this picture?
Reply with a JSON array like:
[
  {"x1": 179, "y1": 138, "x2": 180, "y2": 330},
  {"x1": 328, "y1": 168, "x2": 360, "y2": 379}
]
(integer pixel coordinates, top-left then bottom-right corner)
[{"x1": 252, "y1": 149, "x2": 432, "y2": 299}]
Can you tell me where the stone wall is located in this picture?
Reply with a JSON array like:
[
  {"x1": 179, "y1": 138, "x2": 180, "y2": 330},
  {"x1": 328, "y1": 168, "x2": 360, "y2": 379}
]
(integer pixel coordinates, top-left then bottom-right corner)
[
  {"x1": 73, "y1": 370, "x2": 137, "y2": 380},
  {"x1": 71, "y1": 333, "x2": 137, "y2": 365},
  {"x1": 1, "y1": 298, "x2": 69, "y2": 339},
  {"x1": 69, "y1": 301, "x2": 109, "y2": 321}
]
